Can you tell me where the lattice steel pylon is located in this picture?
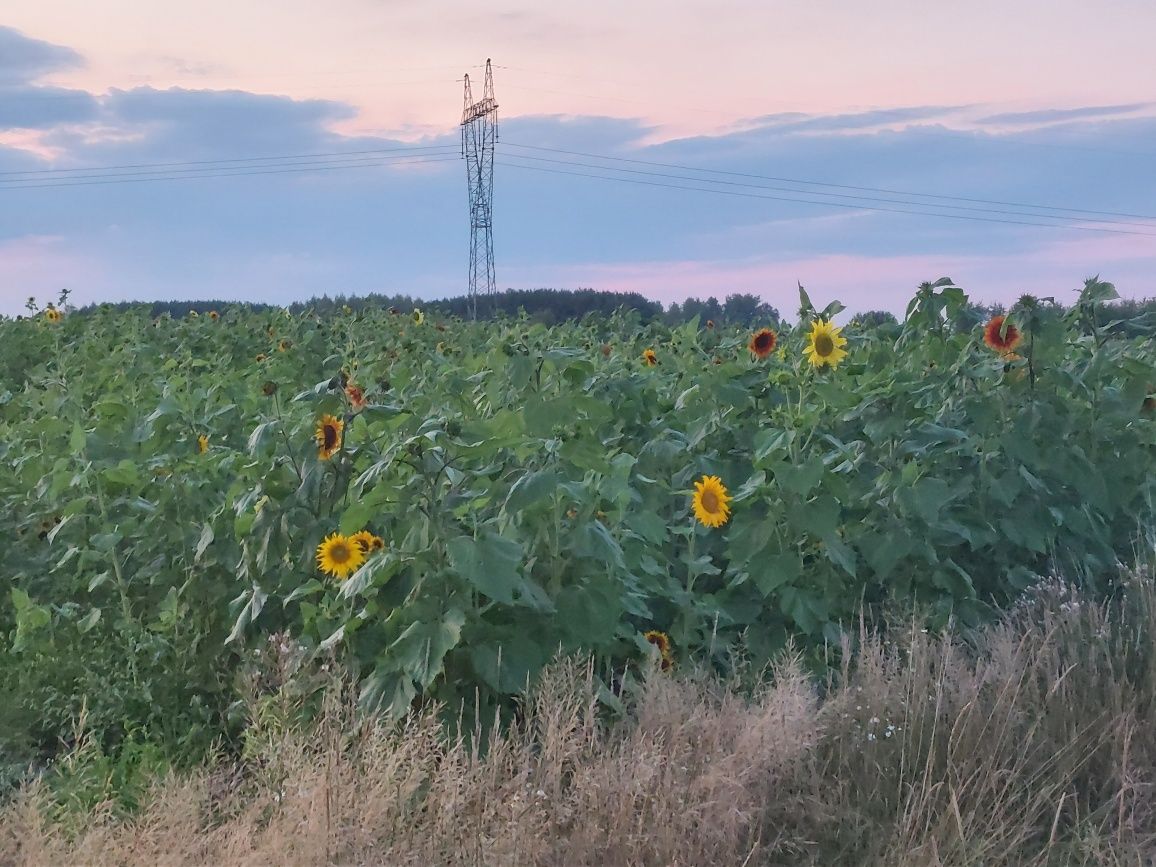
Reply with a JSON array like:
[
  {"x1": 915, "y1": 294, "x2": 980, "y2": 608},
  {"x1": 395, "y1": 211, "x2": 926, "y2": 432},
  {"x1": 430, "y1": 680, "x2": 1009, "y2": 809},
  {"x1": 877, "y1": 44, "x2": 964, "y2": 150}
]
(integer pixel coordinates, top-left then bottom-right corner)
[{"x1": 461, "y1": 59, "x2": 498, "y2": 320}]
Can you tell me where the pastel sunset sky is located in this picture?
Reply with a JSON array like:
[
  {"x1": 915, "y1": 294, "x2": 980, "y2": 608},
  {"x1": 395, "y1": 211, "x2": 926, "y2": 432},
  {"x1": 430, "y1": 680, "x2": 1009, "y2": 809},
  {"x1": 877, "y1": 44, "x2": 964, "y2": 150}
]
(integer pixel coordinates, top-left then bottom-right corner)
[{"x1": 1, "y1": 1, "x2": 1154, "y2": 315}]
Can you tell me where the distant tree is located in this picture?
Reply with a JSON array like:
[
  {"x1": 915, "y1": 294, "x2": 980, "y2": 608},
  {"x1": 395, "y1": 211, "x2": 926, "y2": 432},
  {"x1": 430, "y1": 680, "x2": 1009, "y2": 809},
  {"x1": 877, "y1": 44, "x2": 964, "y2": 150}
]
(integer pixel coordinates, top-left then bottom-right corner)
[{"x1": 855, "y1": 310, "x2": 898, "y2": 327}]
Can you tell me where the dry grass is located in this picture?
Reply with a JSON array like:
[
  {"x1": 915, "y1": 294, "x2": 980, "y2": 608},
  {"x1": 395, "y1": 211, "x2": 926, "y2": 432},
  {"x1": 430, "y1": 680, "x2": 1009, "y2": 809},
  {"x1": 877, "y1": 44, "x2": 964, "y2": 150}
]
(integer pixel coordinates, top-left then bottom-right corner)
[{"x1": 3, "y1": 570, "x2": 1156, "y2": 866}]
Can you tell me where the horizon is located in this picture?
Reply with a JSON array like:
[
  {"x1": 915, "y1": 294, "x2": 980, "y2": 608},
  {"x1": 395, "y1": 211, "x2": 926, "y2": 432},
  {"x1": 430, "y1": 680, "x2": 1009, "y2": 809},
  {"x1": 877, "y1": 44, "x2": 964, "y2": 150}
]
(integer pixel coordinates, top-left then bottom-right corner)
[{"x1": 2, "y1": 3, "x2": 1155, "y2": 315}]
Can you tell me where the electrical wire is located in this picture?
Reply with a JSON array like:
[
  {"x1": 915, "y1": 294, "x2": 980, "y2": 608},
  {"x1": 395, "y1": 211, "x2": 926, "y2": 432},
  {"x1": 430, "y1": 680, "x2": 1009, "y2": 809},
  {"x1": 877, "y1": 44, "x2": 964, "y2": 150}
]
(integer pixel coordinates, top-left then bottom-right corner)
[
  {"x1": 499, "y1": 152, "x2": 1156, "y2": 229},
  {"x1": 0, "y1": 143, "x2": 458, "y2": 178},
  {"x1": 502, "y1": 142, "x2": 1156, "y2": 222},
  {"x1": 0, "y1": 155, "x2": 459, "y2": 191},
  {"x1": 496, "y1": 159, "x2": 1156, "y2": 237}
]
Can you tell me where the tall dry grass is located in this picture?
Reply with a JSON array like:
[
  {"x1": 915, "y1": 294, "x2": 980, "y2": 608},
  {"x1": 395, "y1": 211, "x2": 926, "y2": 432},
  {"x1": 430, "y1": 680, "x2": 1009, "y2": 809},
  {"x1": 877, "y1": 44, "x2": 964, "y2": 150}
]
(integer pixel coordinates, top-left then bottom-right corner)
[{"x1": 2, "y1": 569, "x2": 1155, "y2": 866}]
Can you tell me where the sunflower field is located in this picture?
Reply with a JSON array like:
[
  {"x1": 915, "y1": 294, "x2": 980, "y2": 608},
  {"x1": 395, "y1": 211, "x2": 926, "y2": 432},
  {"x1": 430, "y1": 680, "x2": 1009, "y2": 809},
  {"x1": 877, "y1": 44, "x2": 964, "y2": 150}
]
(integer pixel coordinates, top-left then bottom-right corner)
[{"x1": 1, "y1": 278, "x2": 1154, "y2": 776}]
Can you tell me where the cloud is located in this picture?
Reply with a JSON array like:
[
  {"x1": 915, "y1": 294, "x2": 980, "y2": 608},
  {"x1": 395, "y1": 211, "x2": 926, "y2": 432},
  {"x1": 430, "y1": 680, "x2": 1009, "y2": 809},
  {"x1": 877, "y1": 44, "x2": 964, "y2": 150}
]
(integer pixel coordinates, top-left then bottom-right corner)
[
  {"x1": 977, "y1": 103, "x2": 1151, "y2": 126},
  {"x1": 744, "y1": 106, "x2": 963, "y2": 135},
  {"x1": 0, "y1": 26, "x2": 83, "y2": 84}
]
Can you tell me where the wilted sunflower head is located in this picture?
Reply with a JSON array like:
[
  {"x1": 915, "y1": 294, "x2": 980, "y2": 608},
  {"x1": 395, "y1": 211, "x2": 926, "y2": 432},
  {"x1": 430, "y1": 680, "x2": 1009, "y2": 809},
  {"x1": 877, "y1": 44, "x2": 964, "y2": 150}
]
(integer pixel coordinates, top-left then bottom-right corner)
[
  {"x1": 197, "y1": 433, "x2": 209, "y2": 454},
  {"x1": 209, "y1": 310, "x2": 220, "y2": 321},
  {"x1": 316, "y1": 532, "x2": 365, "y2": 580},
  {"x1": 642, "y1": 348, "x2": 658, "y2": 366},
  {"x1": 44, "y1": 308, "x2": 63, "y2": 323},
  {"x1": 804, "y1": 319, "x2": 849, "y2": 370},
  {"x1": 983, "y1": 315, "x2": 1022, "y2": 354},
  {"x1": 692, "y1": 474, "x2": 731, "y2": 528},
  {"x1": 748, "y1": 327, "x2": 778, "y2": 359},
  {"x1": 261, "y1": 380, "x2": 278, "y2": 397},
  {"x1": 315, "y1": 414, "x2": 345, "y2": 460}
]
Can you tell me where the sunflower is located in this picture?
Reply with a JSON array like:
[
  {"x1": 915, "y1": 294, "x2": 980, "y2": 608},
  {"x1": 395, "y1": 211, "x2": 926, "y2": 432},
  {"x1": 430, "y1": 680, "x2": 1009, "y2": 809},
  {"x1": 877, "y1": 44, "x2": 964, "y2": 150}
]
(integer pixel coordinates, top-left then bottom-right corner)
[
  {"x1": 261, "y1": 380, "x2": 278, "y2": 396},
  {"x1": 255, "y1": 353, "x2": 268, "y2": 362},
  {"x1": 692, "y1": 475, "x2": 731, "y2": 528},
  {"x1": 278, "y1": 339, "x2": 292, "y2": 352},
  {"x1": 983, "y1": 315, "x2": 1022, "y2": 354},
  {"x1": 189, "y1": 310, "x2": 199, "y2": 318},
  {"x1": 345, "y1": 383, "x2": 367, "y2": 412},
  {"x1": 350, "y1": 529, "x2": 383, "y2": 553},
  {"x1": 642, "y1": 348, "x2": 658, "y2": 366},
  {"x1": 412, "y1": 308, "x2": 425, "y2": 325},
  {"x1": 209, "y1": 310, "x2": 219, "y2": 321},
  {"x1": 804, "y1": 319, "x2": 849, "y2": 370},
  {"x1": 316, "y1": 532, "x2": 365, "y2": 580},
  {"x1": 197, "y1": 433, "x2": 209, "y2": 454},
  {"x1": 748, "y1": 327, "x2": 777, "y2": 359},
  {"x1": 643, "y1": 630, "x2": 675, "y2": 671},
  {"x1": 44, "y1": 308, "x2": 63, "y2": 323},
  {"x1": 706, "y1": 319, "x2": 715, "y2": 330},
  {"x1": 315, "y1": 414, "x2": 345, "y2": 460}
]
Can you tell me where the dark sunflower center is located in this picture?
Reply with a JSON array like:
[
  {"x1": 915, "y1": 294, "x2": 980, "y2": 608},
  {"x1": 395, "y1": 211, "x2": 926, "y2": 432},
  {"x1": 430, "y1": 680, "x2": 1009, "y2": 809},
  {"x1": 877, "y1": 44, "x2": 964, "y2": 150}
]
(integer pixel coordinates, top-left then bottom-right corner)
[
  {"x1": 754, "y1": 332, "x2": 773, "y2": 352},
  {"x1": 815, "y1": 335, "x2": 834, "y2": 356},
  {"x1": 701, "y1": 490, "x2": 719, "y2": 513},
  {"x1": 323, "y1": 424, "x2": 338, "y2": 450},
  {"x1": 330, "y1": 543, "x2": 350, "y2": 564}
]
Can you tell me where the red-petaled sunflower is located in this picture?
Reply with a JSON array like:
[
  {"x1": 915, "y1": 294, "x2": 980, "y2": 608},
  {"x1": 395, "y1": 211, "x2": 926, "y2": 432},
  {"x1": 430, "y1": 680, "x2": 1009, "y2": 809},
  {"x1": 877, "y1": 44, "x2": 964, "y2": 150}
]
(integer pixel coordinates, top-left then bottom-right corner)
[
  {"x1": 345, "y1": 383, "x2": 367, "y2": 412},
  {"x1": 315, "y1": 414, "x2": 344, "y2": 460},
  {"x1": 983, "y1": 315, "x2": 1022, "y2": 354},
  {"x1": 642, "y1": 348, "x2": 658, "y2": 366},
  {"x1": 643, "y1": 630, "x2": 675, "y2": 671},
  {"x1": 316, "y1": 532, "x2": 365, "y2": 580},
  {"x1": 748, "y1": 327, "x2": 777, "y2": 359}
]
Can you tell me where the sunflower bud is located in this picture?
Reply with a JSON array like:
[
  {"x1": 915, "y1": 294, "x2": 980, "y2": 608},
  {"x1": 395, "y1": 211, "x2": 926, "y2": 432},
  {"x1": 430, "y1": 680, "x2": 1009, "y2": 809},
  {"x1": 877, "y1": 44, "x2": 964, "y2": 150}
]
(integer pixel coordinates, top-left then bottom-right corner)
[{"x1": 262, "y1": 380, "x2": 278, "y2": 396}]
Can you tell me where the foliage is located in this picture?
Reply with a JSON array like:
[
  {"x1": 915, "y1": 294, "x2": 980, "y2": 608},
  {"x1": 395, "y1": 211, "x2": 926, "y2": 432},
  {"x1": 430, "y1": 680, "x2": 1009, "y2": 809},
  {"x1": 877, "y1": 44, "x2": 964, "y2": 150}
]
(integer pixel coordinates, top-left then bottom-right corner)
[{"x1": 1, "y1": 278, "x2": 1153, "y2": 783}]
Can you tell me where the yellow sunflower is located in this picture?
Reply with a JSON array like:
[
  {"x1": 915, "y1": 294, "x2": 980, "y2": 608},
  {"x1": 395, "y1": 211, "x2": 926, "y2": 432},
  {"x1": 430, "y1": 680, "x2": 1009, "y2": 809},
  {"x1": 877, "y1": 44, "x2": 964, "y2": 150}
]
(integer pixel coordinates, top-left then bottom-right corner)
[
  {"x1": 255, "y1": 353, "x2": 268, "y2": 362},
  {"x1": 643, "y1": 630, "x2": 675, "y2": 671},
  {"x1": 642, "y1": 348, "x2": 658, "y2": 366},
  {"x1": 209, "y1": 310, "x2": 220, "y2": 321},
  {"x1": 350, "y1": 529, "x2": 384, "y2": 554},
  {"x1": 412, "y1": 308, "x2": 425, "y2": 325},
  {"x1": 692, "y1": 475, "x2": 731, "y2": 528},
  {"x1": 197, "y1": 433, "x2": 209, "y2": 454},
  {"x1": 315, "y1": 414, "x2": 344, "y2": 460},
  {"x1": 316, "y1": 532, "x2": 365, "y2": 580},
  {"x1": 803, "y1": 319, "x2": 849, "y2": 370},
  {"x1": 278, "y1": 339, "x2": 292, "y2": 352},
  {"x1": 44, "y1": 308, "x2": 63, "y2": 323}
]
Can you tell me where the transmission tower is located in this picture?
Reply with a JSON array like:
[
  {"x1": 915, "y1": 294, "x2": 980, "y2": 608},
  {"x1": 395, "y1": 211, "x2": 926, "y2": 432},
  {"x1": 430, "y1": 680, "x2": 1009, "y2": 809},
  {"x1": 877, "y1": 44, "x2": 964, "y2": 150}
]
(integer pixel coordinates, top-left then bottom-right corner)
[{"x1": 461, "y1": 58, "x2": 498, "y2": 319}]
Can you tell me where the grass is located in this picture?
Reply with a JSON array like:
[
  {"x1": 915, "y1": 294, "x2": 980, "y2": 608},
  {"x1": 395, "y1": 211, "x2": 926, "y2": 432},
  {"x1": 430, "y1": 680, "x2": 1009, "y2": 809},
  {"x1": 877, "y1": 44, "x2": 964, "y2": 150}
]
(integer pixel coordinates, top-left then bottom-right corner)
[{"x1": 3, "y1": 567, "x2": 1155, "y2": 866}]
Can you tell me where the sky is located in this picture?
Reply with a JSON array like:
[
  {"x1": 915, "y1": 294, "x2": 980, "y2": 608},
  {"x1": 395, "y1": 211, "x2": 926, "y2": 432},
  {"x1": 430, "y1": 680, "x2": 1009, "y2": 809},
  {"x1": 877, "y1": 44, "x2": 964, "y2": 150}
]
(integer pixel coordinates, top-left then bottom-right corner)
[{"x1": 1, "y1": 1, "x2": 1155, "y2": 316}]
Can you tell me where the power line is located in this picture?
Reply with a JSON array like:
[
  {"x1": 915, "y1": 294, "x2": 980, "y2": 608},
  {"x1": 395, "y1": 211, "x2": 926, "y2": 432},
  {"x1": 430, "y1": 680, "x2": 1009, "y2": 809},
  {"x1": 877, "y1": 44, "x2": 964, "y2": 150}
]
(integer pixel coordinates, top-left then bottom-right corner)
[
  {"x1": 0, "y1": 155, "x2": 459, "y2": 191},
  {"x1": 496, "y1": 159, "x2": 1156, "y2": 237},
  {"x1": 502, "y1": 142, "x2": 1156, "y2": 222},
  {"x1": 499, "y1": 152, "x2": 1156, "y2": 230},
  {"x1": 0, "y1": 143, "x2": 457, "y2": 178}
]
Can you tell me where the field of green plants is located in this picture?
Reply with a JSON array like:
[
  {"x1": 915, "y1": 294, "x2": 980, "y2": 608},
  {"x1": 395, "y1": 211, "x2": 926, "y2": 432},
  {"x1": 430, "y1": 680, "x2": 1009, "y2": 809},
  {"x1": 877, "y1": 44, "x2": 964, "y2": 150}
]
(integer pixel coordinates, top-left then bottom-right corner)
[{"x1": 2, "y1": 278, "x2": 1154, "y2": 784}]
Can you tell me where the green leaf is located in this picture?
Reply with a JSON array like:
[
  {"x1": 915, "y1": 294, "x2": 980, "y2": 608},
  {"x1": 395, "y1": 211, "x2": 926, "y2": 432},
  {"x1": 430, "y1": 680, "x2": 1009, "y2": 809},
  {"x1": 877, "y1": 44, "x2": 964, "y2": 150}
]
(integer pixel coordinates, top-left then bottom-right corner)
[
  {"x1": 775, "y1": 457, "x2": 825, "y2": 495},
  {"x1": 448, "y1": 533, "x2": 524, "y2": 604},
  {"x1": 194, "y1": 523, "x2": 215, "y2": 563},
  {"x1": 754, "y1": 551, "x2": 801, "y2": 597},
  {"x1": 505, "y1": 470, "x2": 559, "y2": 514}
]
